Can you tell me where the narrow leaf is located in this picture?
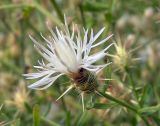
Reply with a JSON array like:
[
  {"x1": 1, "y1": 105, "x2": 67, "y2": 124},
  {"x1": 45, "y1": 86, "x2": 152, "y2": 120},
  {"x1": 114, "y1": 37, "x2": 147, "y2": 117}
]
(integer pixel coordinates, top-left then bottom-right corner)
[
  {"x1": 33, "y1": 104, "x2": 40, "y2": 126},
  {"x1": 139, "y1": 104, "x2": 160, "y2": 114},
  {"x1": 83, "y1": 1, "x2": 108, "y2": 12},
  {"x1": 93, "y1": 102, "x2": 117, "y2": 109}
]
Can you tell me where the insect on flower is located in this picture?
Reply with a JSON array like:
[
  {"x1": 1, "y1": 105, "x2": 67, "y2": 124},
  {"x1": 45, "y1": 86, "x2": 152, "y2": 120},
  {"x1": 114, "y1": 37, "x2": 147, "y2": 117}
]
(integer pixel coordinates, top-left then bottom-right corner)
[{"x1": 23, "y1": 16, "x2": 113, "y2": 111}]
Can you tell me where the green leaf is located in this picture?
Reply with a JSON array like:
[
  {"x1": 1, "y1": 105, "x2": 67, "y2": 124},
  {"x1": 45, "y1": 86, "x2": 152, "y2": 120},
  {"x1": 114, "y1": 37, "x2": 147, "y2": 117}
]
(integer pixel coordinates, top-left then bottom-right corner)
[
  {"x1": 92, "y1": 102, "x2": 118, "y2": 109},
  {"x1": 24, "y1": 102, "x2": 32, "y2": 113},
  {"x1": 41, "y1": 117, "x2": 61, "y2": 126},
  {"x1": 14, "y1": 118, "x2": 21, "y2": 126},
  {"x1": 77, "y1": 112, "x2": 91, "y2": 126},
  {"x1": 139, "y1": 85, "x2": 148, "y2": 106},
  {"x1": 22, "y1": 6, "x2": 34, "y2": 19},
  {"x1": 139, "y1": 104, "x2": 160, "y2": 114},
  {"x1": 33, "y1": 104, "x2": 40, "y2": 126},
  {"x1": 151, "y1": 115, "x2": 160, "y2": 126},
  {"x1": 83, "y1": 1, "x2": 108, "y2": 12},
  {"x1": 105, "y1": 12, "x2": 112, "y2": 24},
  {"x1": 0, "y1": 104, "x2": 3, "y2": 111},
  {"x1": 66, "y1": 111, "x2": 71, "y2": 126}
]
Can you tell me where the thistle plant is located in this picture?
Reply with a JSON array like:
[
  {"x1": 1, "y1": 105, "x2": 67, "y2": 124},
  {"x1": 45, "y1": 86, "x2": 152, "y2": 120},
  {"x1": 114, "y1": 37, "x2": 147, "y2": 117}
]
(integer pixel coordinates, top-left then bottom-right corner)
[
  {"x1": 22, "y1": 17, "x2": 152, "y2": 126},
  {"x1": 0, "y1": 0, "x2": 160, "y2": 126}
]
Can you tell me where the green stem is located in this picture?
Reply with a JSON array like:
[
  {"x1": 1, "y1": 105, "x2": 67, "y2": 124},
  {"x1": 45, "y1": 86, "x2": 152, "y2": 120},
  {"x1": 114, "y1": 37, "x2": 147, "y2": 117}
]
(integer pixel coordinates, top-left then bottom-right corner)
[
  {"x1": 41, "y1": 117, "x2": 61, "y2": 126},
  {"x1": 126, "y1": 72, "x2": 151, "y2": 125},
  {"x1": 33, "y1": 2, "x2": 61, "y2": 25},
  {"x1": 57, "y1": 84, "x2": 67, "y2": 112},
  {"x1": 153, "y1": 85, "x2": 160, "y2": 104},
  {"x1": 0, "y1": 3, "x2": 27, "y2": 9},
  {"x1": 0, "y1": 3, "x2": 61, "y2": 26},
  {"x1": 78, "y1": 2, "x2": 86, "y2": 28},
  {"x1": 20, "y1": 20, "x2": 26, "y2": 72},
  {"x1": 153, "y1": 72, "x2": 160, "y2": 104},
  {"x1": 139, "y1": 104, "x2": 160, "y2": 113},
  {"x1": 128, "y1": 72, "x2": 140, "y2": 105},
  {"x1": 96, "y1": 90, "x2": 137, "y2": 112},
  {"x1": 96, "y1": 90, "x2": 150, "y2": 126},
  {"x1": 50, "y1": 0, "x2": 64, "y2": 22},
  {"x1": 27, "y1": 21, "x2": 40, "y2": 36}
]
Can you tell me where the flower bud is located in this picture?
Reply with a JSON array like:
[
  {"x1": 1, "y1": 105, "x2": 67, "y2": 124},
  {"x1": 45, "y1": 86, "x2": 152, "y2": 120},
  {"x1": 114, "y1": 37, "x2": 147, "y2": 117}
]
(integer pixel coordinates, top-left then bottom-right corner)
[{"x1": 144, "y1": 7, "x2": 154, "y2": 19}]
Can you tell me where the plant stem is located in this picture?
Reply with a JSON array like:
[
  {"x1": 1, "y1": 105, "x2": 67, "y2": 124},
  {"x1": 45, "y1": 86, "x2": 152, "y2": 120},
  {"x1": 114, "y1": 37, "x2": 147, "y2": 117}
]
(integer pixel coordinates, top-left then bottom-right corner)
[
  {"x1": 0, "y1": 3, "x2": 27, "y2": 9},
  {"x1": 41, "y1": 117, "x2": 61, "y2": 126},
  {"x1": 20, "y1": 20, "x2": 26, "y2": 73},
  {"x1": 0, "y1": 3, "x2": 61, "y2": 25},
  {"x1": 126, "y1": 72, "x2": 151, "y2": 125},
  {"x1": 57, "y1": 84, "x2": 67, "y2": 112},
  {"x1": 96, "y1": 90, "x2": 150, "y2": 126},
  {"x1": 78, "y1": 2, "x2": 86, "y2": 28},
  {"x1": 50, "y1": 0, "x2": 64, "y2": 22},
  {"x1": 33, "y1": 2, "x2": 61, "y2": 25},
  {"x1": 96, "y1": 90, "x2": 137, "y2": 112},
  {"x1": 128, "y1": 72, "x2": 140, "y2": 106}
]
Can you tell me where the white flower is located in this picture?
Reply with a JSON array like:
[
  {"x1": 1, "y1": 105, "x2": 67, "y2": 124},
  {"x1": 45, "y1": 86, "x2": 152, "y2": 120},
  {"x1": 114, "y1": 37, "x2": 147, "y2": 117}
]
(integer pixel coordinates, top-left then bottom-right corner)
[{"x1": 23, "y1": 17, "x2": 113, "y2": 103}]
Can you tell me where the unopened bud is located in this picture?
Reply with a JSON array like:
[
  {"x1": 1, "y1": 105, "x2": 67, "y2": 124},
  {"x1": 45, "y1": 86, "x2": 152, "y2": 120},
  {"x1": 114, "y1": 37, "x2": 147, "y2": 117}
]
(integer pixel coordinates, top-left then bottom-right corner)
[{"x1": 144, "y1": 7, "x2": 154, "y2": 19}]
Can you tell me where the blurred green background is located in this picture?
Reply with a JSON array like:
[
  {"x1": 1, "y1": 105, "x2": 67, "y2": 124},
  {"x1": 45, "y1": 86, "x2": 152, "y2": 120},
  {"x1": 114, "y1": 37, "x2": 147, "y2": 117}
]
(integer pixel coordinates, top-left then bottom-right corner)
[{"x1": 0, "y1": 0, "x2": 160, "y2": 126}]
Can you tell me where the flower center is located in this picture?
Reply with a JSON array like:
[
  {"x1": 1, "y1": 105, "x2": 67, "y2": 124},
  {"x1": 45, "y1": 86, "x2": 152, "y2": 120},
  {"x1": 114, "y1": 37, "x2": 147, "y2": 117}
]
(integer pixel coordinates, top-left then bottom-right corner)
[{"x1": 72, "y1": 68, "x2": 98, "y2": 93}]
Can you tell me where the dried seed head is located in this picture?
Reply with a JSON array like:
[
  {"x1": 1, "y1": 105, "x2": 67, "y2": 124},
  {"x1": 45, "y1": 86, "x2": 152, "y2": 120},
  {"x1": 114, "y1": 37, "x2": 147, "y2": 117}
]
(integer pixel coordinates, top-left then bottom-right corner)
[{"x1": 5, "y1": 80, "x2": 29, "y2": 112}]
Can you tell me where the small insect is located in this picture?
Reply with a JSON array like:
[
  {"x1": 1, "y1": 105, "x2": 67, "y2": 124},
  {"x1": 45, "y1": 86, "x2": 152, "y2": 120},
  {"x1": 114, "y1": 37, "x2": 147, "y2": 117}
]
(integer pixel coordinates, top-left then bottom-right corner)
[{"x1": 72, "y1": 68, "x2": 98, "y2": 93}]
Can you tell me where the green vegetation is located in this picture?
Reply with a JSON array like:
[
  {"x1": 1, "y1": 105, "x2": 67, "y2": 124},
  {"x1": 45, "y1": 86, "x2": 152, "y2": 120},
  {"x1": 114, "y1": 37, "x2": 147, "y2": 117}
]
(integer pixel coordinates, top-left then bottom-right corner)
[{"x1": 0, "y1": 0, "x2": 160, "y2": 126}]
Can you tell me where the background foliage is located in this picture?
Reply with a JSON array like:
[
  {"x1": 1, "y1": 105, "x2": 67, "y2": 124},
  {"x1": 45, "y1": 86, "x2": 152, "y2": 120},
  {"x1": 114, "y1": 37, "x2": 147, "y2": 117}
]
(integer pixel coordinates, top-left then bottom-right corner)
[{"x1": 0, "y1": 0, "x2": 160, "y2": 126}]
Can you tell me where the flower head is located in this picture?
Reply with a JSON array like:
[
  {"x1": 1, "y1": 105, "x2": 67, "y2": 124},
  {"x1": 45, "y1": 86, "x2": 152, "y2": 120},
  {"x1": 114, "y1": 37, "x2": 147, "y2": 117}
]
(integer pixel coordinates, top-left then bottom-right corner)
[
  {"x1": 5, "y1": 80, "x2": 29, "y2": 112},
  {"x1": 23, "y1": 17, "x2": 113, "y2": 109},
  {"x1": 107, "y1": 34, "x2": 140, "y2": 72}
]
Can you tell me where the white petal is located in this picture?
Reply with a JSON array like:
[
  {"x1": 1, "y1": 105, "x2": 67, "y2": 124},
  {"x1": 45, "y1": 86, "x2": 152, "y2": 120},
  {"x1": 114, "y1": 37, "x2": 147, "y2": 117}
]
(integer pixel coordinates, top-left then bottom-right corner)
[
  {"x1": 84, "y1": 29, "x2": 94, "y2": 58},
  {"x1": 92, "y1": 34, "x2": 113, "y2": 48},
  {"x1": 82, "y1": 43, "x2": 113, "y2": 65},
  {"x1": 96, "y1": 62, "x2": 112, "y2": 74},
  {"x1": 85, "y1": 52, "x2": 106, "y2": 65},
  {"x1": 28, "y1": 74, "x2": 63, "y2": 90},
  {"x1": 30, "y1": 35, "x2": 53, "y2": 57},
  {"x1": 64, "y1": 15, "x2": 70, "y2": 37},
  {"x1": 101, "y1": 43, "x2": 114, "y2": 52},
  {"x1": 27, "y1": 72, "x2": 54, "y2": 88},
  {"x1": 93, "y1": 27, "x2": 105, "y2": 43},
  {"x1": 33, "y1": 44, "x2": 68, "y2": 73},
  {"x1": 82, "y1": 29, "x2": 89, "y2": 51},
  {"x1": 54, "y1": 40, "x2": 78, "y2": 72},
  {"x1": 23, "y1": 70, "x2": 53, "y2": 79}
]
